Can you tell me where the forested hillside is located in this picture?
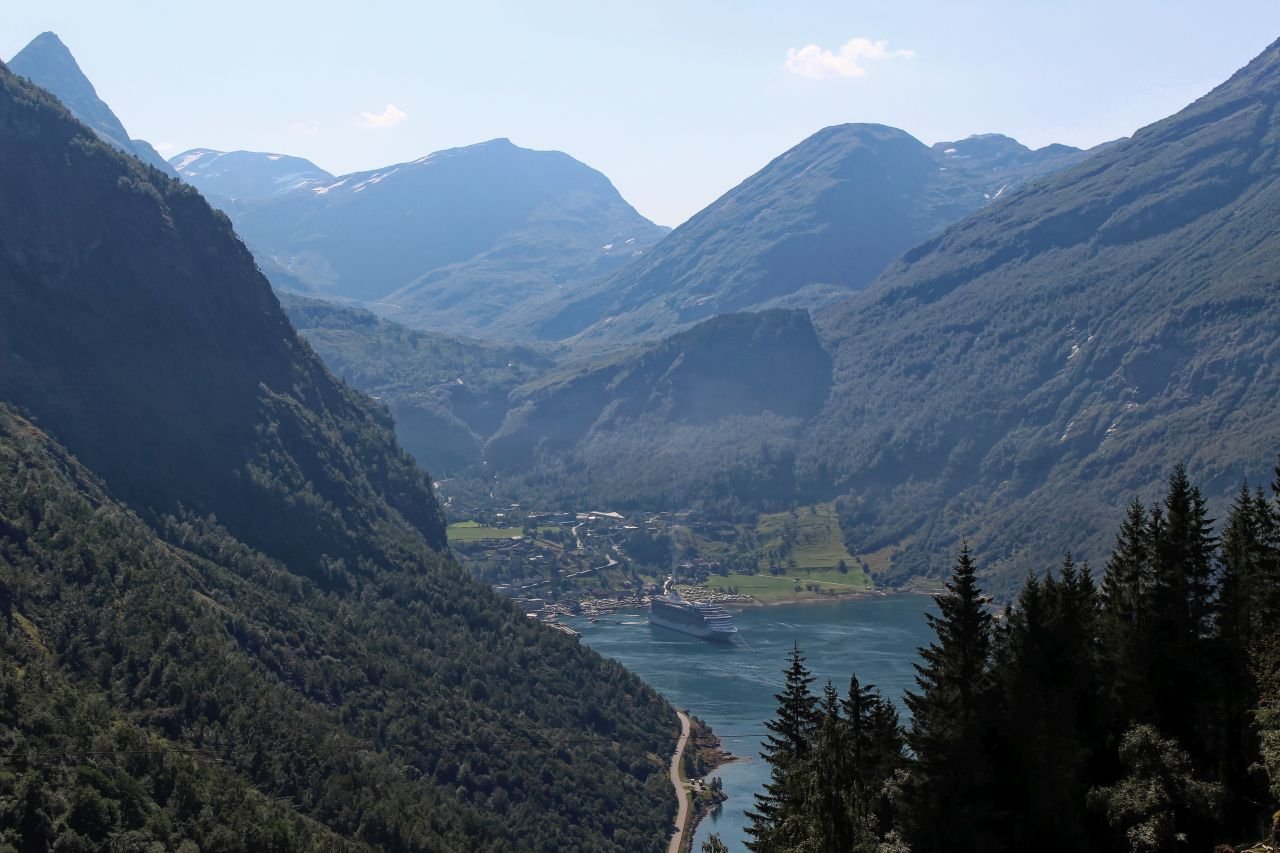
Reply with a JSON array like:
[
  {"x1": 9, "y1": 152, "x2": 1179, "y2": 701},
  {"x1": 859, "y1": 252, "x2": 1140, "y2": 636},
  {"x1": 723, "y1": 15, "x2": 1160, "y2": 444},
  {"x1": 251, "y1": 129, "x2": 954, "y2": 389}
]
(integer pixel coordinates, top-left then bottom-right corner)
[
  {"x1": 281, "y1": 293, "x2": 554, "y2": 476},
  {"x1": 489, "y1": 309, "x2": 832, "y2": 513},
  {"x1": 0, "y1": 62, "x2": 678, "y2": 851},
  {"x1": 800, "y1": 36, "x2": 1280, "y2": 588}
]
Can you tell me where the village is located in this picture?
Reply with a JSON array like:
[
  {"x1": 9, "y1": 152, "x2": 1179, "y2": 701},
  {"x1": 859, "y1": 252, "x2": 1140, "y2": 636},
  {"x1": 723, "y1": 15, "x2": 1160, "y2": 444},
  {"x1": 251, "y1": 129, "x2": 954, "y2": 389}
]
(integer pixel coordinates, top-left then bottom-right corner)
[{"x1": 446, "y1": 506, "x2": 755, "y2": 633}]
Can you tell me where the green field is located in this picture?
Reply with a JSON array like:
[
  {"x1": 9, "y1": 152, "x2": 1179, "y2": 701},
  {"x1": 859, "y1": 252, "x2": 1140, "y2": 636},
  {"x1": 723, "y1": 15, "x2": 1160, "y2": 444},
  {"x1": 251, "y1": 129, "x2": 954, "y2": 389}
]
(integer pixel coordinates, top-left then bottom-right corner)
[
  {"x1": 710, "y1": 570, "x2": 874, "y2": 603},
  {"x1": 755, "y1": 502, "x2": 867, "y2": 572},
  {"x1": 686, "y1": 502, "x2": 875, "y2": 602},
  {"x1": 446, "y1": 521, "x2": 525, "y2": 541},
  {"x1": 447, "y1": 521, "x2": 562, "y2": 542}
]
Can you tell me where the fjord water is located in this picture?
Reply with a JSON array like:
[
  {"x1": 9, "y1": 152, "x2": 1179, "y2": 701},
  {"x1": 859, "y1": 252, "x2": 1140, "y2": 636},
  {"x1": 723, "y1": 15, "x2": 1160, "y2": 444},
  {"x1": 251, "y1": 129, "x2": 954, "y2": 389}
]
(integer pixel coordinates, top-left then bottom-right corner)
[{"x1": 569, "y1": 594, "x2": 936, "y2": 852}]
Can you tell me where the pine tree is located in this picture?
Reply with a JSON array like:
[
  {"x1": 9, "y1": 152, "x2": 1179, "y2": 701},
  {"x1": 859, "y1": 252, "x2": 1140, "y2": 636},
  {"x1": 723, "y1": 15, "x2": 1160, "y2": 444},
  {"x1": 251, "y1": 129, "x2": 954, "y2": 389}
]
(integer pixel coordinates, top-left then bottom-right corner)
[
  {"x1": 842, "y1": 672, "x2": 906, "y2": 849},
  {"x1": 745, "y1": 643, "x2": 818, "y2": 852},
  {"x1": 1100, "y1": 498, "x2": 1154, "y2": 725},
  {"x1": 990, "y1": 557, "x2": 1102, "y2": 851},
  {"x1": 796, "y1": 681, "x2": 858, "y2": 851},
  {"x1": 1146, "y1": 464, "x2": 1218, "y2": 761},
  {"x1": 902, "y1": 542, "x2": 999, "y2": 852},
  {"x1": 1213, "y1": 484, "x2": 1275, "y2": 836},
  {"x1": 701, "y1": 834, "x2": 730, "y2": 853}
]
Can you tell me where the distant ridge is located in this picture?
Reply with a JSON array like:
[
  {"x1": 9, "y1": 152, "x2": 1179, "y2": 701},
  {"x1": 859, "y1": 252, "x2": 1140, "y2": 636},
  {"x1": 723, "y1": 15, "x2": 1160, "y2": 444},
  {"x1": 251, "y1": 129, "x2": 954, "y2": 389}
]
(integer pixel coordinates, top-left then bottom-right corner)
[
  {"x1": 185, "y1": 137, "x2": 669, "y2": 340},
  {"x1": 540, "y1": 124, "x2": 1097, "y2": 346},
  {"x1": 8, "y1": 31, "x2": 177, "y2": 176},
  {"x1": 171, "y1": 147, "x2": 334, "y2": 200}
]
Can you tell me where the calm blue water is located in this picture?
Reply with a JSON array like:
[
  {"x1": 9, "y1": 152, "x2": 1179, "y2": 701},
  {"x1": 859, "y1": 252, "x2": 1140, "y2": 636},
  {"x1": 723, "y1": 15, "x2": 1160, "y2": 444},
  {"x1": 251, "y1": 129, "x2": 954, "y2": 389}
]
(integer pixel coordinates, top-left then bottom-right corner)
[{"x1": 568, "y1": 594, "x2": 936, "y2": 852}]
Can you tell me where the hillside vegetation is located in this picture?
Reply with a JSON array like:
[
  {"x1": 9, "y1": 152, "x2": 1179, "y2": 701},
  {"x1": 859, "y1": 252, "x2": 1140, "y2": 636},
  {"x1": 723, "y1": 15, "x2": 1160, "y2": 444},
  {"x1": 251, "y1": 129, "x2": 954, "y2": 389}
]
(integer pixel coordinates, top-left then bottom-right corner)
[
  {"x1": 489, "y1": 309, "x2": 832, "y2": 515},
  {"x1": 281, "y1": 293, "x2": 554, "y2": 476},
  {"x1": 802, "y1": 35, "x2": 1280, "y2": 589},
  {"x1": 0, "y1": 62, "x2": 678, "y2": 851}
]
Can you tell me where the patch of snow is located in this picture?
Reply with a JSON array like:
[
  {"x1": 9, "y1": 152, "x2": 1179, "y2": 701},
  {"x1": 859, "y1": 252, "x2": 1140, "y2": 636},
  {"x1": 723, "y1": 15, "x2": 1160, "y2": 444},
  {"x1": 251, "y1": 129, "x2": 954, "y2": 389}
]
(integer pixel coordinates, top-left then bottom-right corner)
[
  {"x1": 602, "y1": 243, "x2": 614, "y2": 251},
  {"x1": 267, "y1": 154, "x2": 281, "y2": 161},
  {"x1": 312, "y1": 178, "x2": 349, "y2": 195},
  {"x1": 1059, "y1": 420, "x2": 1075, "y2": 443},
  {"x1": 991, "y1": 183, "x2": 1009, "y2": 200},
  {"x1": 1104, "y1": 420, "x2": 1120, "y2": 439},
  {"x1": 1068, "y1": 343, "x2": 1081, "y2": 360},
  {"x1": 625, "y1": 238, "x2": 635, "y2": 245},
  {"x1": 943, "y1": 147, "x2": 957, "y2": 155},
  {"x1": 173, "y1": 151, "x2": 211, "y2": 171}
]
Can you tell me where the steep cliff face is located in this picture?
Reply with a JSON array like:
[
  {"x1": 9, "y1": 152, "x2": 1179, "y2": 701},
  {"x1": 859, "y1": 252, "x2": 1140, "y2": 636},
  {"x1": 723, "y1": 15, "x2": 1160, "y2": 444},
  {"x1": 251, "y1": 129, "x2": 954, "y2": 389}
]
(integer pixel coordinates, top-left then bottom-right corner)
[
  {"x1": 0, "y1": 61, "x2": 445, "y2": 571},
  {"x1": 8, "y1": 31, "x2": 177, "y2": 174}
]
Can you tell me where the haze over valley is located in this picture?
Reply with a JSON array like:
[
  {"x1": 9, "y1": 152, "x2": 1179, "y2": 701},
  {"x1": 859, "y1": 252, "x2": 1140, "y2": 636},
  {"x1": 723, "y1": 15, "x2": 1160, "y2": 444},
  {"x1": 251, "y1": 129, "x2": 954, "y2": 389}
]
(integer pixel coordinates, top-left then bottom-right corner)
[{"x1": 3, "y1": 9, "x2": 1280, "y2": 851}]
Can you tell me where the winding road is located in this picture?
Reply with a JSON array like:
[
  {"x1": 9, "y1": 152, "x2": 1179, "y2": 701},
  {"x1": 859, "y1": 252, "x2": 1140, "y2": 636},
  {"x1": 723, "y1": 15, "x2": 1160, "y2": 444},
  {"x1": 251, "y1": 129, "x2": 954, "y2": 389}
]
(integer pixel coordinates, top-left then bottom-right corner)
[{"x1": 667, "y1": 710, "x2": 692, "y2": 853}]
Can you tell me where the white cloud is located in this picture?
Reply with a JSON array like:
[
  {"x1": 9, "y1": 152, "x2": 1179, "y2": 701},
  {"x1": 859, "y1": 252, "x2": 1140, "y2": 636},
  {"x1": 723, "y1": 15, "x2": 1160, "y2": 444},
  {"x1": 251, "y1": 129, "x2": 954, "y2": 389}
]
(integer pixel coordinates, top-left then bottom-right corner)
[
  {"x1": 783, "y1": 37, "x2": 915, "y2": 80},
  {"x1": 289, "y1": 120, "x2": 320, "y2": 135},
  {"x1": 358, "y1": 103, "x2": 408, "y2": 129}
]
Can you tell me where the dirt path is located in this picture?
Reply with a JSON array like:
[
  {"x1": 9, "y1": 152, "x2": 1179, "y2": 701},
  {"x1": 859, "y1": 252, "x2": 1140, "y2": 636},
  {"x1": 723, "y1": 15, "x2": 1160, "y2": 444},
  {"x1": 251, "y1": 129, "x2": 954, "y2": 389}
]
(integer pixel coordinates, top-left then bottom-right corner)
[{"x1": 667, "y1": 710, "x2": 692, "y2": 853}]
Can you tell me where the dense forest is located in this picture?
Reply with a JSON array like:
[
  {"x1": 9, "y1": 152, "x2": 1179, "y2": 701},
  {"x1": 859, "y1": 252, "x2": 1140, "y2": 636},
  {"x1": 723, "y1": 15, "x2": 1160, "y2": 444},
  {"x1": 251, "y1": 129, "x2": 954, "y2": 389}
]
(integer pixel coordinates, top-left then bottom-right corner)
[
  {"x1": 727, "y1": 464, "x2": 1280, "y2": 851},
  {"x1": 0, "y1": 62, "x2": 680, "y2": 850}
]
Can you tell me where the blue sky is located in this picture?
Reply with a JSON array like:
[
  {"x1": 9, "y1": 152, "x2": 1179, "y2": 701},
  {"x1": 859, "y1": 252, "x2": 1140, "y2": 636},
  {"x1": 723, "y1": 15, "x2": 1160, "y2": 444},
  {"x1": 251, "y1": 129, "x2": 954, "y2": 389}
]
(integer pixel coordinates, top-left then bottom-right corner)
[{"x1": 6, "y1": 1, "x2": 1280, "y2": 226}]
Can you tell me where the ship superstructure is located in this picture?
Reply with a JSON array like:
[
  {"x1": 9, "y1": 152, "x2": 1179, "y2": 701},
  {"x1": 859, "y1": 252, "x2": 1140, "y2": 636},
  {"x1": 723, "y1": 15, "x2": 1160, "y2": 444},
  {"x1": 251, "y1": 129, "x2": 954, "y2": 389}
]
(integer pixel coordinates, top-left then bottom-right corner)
[{"x1": 648, "y1": 580, "x2": 738, "y2": 641}]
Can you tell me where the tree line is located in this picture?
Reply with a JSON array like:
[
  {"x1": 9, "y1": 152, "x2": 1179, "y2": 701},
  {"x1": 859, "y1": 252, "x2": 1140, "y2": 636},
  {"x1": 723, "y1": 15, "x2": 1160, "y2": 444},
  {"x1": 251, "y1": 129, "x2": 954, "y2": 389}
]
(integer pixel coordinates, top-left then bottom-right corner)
[{"x1": 715, "y1": 463, "x2": 1280, "y2": 852}]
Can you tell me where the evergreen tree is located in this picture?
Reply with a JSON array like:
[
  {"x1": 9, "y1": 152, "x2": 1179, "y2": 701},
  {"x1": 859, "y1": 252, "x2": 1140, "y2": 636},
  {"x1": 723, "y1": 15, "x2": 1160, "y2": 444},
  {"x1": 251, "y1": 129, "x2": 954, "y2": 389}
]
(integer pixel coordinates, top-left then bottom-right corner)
[
  {"x1": 1212, "y1": 485, "x2": 1278, "y2": 834},
  {"x1": 701, "y1": 834, "x2": 730, "y2": 853},
  {"x1": 1145, "y1": 464, "x2": 1217, "y2": 759},
  {"x1": 745, "y1": 643, "x2": 818, "y2": 852},
  {"x1": 1100, "y1": 499, "x2": 1154, "y2": 726},
  {"x1": 990, "y1": 557, "x2": 1102, "y2": 851},
  {"x1": 841, "y1": 672, "x2": 906, "y2": 849},
  {"x1": 796, "y1": 681, "x2": 859, "y2": 851},
  {"x1": 902, "y1": 542, "x2": 999, "y2": 852}
]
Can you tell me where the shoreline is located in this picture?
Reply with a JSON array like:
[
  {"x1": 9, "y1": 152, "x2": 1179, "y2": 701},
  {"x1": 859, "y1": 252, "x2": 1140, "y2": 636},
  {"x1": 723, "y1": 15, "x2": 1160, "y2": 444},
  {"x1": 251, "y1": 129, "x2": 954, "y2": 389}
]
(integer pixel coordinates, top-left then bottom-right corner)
[
  {"x1": 574, "y1": 588, "x2": 932, "y2": 621},
  {"x1": 680, "y1": 736, "x2": 741, "y2": 853}
]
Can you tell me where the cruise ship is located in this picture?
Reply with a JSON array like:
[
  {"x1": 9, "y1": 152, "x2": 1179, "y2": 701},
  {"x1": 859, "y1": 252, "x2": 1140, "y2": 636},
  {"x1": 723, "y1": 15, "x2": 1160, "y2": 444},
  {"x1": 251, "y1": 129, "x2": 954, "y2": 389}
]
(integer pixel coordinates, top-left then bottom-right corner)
[{"x1": 648, "y1": 581, "x2": 738, "y2": 642}]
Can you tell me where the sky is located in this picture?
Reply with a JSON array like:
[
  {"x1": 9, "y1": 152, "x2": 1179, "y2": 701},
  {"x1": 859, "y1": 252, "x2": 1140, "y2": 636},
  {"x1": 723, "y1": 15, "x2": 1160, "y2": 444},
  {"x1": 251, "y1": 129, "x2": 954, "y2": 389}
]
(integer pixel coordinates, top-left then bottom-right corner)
[{"x1": 6, "y1": 1, "x2": 1280, "y2": 227}]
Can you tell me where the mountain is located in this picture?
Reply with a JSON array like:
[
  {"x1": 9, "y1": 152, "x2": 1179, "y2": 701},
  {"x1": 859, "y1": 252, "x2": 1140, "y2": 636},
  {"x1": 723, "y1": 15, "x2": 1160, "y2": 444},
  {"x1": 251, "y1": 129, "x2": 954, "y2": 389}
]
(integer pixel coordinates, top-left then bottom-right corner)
[
  {"x1": 800, "y1": 36, "x2": 1280, "y2": 590},
  {"x1": 8, "y1": 32, "x2": 177, "y2": 176},
  {"x1": 172, "y1": 148, "x2": 334, "y2": 200},
  {"x1": 487, "y1": 309, "x2": 833, "y2": 511},
  {"x1": 472, "y1": 38, "x2": 1280, "y2": 594},
  {"x1": 538, "y1": 124, "x2": 1095, "y2": 345},
  {"x1": 0, "y1": 61, "x2": 678, "y2": 850},
  {"x1": 280, "y1": 292, "x2": 554, "y2": 475},
  {"x1": 211, "y1": 138, "x2": 668, "y2": 339}
]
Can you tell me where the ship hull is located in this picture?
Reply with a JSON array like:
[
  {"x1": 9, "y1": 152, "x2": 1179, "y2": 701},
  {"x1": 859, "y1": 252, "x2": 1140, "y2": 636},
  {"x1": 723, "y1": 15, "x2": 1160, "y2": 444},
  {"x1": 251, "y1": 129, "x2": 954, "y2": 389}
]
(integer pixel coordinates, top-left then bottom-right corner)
[{"x1": 648, "y1": 611, "x2": 737, "y2": 642}]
